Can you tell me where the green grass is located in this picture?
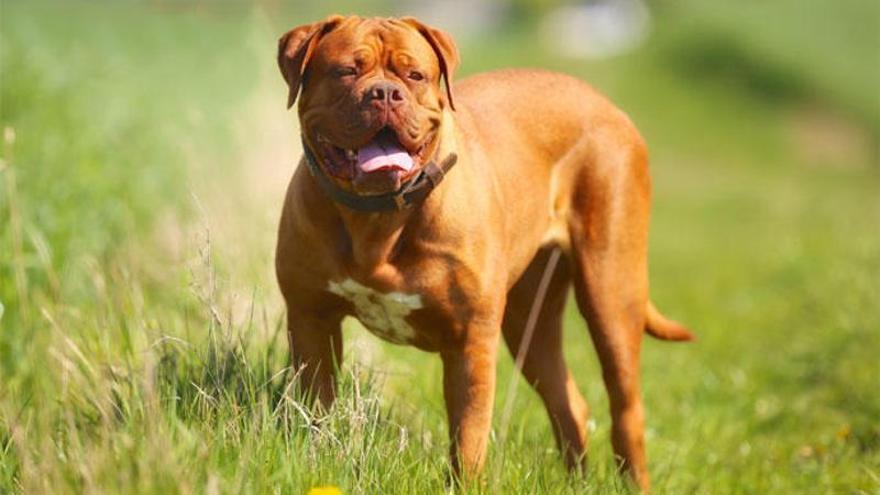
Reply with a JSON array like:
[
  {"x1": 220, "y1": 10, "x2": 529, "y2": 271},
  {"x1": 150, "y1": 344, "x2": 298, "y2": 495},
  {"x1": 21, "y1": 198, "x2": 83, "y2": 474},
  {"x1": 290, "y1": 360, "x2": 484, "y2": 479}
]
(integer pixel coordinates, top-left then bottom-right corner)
[{"x1": 2, "y1": 1, "x2": 879, "y2": 493}]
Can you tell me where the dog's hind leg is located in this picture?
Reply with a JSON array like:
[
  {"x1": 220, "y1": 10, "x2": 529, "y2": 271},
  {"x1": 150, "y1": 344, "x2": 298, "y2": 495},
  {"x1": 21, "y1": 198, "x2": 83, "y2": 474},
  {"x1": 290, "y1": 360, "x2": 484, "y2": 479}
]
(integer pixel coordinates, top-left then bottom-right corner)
[
  {"x1": 501, "y1": 246, "x2": 590, "y2": 469},
  {"x1": 567, "y1": 135, "x2": 653, "y2": 491}
]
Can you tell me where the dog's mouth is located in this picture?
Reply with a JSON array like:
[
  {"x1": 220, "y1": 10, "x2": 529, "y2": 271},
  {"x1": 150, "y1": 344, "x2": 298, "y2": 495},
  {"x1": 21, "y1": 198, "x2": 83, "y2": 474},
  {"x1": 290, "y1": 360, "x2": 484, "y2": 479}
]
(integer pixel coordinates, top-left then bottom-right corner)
[{"x1": 312, "y1": 127, "x2": 432, "y2": 195}]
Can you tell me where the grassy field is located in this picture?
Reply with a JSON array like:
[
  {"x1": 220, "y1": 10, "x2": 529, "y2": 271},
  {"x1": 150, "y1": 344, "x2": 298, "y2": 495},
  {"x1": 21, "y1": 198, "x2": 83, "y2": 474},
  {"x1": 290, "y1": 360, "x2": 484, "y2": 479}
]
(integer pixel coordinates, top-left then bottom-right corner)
[{"x1": 2, "y1": 1, "x2": 879, "y2": 493}]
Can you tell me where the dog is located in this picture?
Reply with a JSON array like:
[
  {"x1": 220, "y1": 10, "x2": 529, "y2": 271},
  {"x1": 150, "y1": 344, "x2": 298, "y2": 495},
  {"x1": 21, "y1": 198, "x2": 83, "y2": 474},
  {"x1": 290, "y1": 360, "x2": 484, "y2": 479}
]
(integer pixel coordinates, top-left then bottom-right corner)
[{"x1": 275, "y1": 15, "x2": 693, "y2": 491}]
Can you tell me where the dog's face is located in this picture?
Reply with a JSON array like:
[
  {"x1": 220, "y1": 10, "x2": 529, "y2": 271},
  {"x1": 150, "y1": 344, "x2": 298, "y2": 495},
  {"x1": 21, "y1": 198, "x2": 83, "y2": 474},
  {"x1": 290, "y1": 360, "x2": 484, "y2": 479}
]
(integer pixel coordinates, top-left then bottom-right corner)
[{"x1": 278, "y1": 16, "x2": 458, "y2": 196}]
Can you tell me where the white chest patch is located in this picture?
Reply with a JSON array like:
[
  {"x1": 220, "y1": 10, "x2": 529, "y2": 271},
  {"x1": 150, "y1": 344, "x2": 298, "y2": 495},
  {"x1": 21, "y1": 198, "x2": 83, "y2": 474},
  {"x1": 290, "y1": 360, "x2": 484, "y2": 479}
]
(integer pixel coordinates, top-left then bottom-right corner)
[{"x1": 328, "y1": 278, "x2": 423, "y2": 345}]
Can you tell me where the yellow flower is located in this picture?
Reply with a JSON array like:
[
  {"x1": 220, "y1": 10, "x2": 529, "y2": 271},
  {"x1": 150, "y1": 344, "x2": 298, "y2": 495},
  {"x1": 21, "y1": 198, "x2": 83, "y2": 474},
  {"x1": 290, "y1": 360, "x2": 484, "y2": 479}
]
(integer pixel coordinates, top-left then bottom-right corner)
[{"x1": 307, "y1": 486, "x2": 342, "y2": 495}]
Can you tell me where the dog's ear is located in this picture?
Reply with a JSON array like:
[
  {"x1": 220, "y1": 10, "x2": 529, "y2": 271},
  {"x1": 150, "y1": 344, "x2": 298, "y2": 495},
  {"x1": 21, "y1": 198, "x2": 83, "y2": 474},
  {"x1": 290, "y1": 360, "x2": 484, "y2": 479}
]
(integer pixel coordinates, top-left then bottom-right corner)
[
  {"x1": 401, "y1": 18, "x2": 460, "y2": 111},
  {"x1": 277, "y1": 15, "x2": 344, "y2": 109}
]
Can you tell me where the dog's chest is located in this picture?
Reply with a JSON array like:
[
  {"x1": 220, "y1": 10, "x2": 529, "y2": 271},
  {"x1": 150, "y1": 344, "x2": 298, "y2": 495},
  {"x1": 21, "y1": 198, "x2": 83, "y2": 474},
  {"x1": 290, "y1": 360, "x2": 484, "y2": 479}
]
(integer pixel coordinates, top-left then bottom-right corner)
[{"x1": 328, "y1": 278, "x2": 422, "y2": 345}]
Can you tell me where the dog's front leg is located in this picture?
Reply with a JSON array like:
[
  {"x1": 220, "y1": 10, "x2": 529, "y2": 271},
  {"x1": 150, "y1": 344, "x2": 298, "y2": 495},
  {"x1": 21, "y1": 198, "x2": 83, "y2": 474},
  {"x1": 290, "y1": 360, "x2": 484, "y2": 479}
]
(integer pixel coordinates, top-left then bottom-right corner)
[
  {"x1": 287, "y1": 311, "x2": 344, "y2": 411},
  {"x1": 440, "y1": 322, "x2": 501, "y2": 479}
]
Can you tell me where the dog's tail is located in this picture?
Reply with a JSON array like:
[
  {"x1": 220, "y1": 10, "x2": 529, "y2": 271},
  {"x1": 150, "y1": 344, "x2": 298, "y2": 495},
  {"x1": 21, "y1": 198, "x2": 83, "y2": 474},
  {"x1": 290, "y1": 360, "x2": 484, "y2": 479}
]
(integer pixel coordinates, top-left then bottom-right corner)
[{"x1": 645, "y1": 301, "x2": 695, "y2": 341}]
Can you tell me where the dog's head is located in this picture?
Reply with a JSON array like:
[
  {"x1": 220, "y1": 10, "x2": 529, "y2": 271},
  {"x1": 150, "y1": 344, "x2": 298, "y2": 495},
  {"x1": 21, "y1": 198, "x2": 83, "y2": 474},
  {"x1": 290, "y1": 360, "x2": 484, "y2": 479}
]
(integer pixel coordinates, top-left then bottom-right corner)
[{"x1": 278, "y1": 16, "x2": 458, "y2": 196}]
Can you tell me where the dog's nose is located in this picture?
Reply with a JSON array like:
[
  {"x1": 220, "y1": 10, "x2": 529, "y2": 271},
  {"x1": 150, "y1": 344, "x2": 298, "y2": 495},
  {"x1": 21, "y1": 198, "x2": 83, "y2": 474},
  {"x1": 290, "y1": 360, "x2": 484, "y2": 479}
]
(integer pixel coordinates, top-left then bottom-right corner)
[{"x1": 366, "y1": 81, "x2": 405, "y2": 107}]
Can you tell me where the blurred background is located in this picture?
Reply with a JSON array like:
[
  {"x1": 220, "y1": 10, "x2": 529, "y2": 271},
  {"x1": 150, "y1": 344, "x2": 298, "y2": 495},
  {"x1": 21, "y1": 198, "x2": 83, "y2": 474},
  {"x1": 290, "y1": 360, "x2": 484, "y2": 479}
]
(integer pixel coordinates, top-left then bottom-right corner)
[{"x1": 1, "y1": 1, "x2": 878, "y2": 493}]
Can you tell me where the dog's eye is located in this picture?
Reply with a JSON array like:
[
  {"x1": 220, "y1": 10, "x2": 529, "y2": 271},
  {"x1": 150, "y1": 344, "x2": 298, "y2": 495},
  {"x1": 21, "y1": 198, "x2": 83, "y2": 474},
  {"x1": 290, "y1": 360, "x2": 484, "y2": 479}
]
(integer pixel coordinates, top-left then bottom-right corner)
[
  {"x1": 408, "y1": 70, "x2": 425, "y2": 82},
  {"x1": 334, "y1": 66, "x2": 357, "y2": 78}
]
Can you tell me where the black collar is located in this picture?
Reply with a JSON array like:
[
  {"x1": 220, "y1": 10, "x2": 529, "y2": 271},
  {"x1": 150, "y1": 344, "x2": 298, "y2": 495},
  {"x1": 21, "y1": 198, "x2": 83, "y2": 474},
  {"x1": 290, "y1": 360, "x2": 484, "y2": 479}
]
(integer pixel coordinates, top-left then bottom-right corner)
[{"x1": 301, "y1": 135, "x2": 457, "y2": 212}]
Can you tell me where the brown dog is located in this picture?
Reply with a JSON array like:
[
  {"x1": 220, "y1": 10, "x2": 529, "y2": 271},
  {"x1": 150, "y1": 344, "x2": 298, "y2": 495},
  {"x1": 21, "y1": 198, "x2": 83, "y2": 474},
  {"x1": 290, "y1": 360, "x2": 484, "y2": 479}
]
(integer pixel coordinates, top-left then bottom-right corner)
[{"x1": 275, "y1": 15, "x2": 693, "y2": 491}]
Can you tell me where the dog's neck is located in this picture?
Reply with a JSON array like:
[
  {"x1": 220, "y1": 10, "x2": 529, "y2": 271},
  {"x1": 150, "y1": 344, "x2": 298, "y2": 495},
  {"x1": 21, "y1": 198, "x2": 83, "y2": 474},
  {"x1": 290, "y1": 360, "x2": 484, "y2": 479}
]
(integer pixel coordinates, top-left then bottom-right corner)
[
  {"x1": 336, "y1": 208, "x2": 410, "y2": 272},
  {"x1": 333, "y1": 110, "x2": 458, "y2": 274}
]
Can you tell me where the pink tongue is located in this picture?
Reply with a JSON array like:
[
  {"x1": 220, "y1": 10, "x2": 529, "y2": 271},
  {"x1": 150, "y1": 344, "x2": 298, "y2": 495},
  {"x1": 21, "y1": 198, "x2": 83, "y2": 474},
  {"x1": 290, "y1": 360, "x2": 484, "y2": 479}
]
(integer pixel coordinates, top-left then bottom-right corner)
[{"x1": 357, "y1": 140, "x2": 414, "y2": 173}]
